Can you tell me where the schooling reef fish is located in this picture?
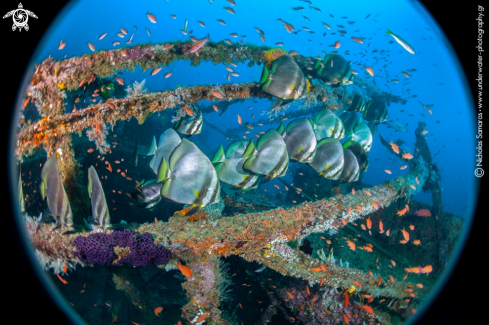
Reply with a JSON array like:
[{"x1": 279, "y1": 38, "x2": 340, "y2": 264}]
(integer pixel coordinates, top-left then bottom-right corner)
[
  {"x1": 40, "y1": 155, "x2": 73, "y2": 229},
  {"x1": 157, "y1": 138, "x2": 221, "y2": 215},
  {"x1": 212, "y1": 141, "x2": 261, "y2": 190}
]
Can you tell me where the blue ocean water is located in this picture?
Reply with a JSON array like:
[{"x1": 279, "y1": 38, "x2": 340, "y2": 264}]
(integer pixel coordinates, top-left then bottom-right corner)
[{"x1": 31, "y1": 0, "x2": 477, "y2": 218}]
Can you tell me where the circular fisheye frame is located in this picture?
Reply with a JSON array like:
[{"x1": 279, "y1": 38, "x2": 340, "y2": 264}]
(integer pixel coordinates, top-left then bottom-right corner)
[{"x1": 8, "y1": 1, "x2": 479, "y2": 325}]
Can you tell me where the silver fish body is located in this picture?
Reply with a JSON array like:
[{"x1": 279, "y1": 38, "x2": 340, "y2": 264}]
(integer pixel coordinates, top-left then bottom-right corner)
[{"x1": 40, "y1": 155, "x2": 73, "y2": 228}]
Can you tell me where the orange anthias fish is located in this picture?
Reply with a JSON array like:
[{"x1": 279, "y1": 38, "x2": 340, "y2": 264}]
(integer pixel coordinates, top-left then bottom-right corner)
[
  {"x1": 396, "y1": 207, "x2": 407, "y2": 216},
  {"x1": 370, "y1": 201, "x2": 379, "y2": 209},
  {"x1": 58, "y1": 40, "x2": 66, "y2": 50},
  {"x1": 116, "y1": 77, "x2": 124, "y2": 85},
  {"x1": 183, "y1": 106, "x2": 194, "y2": 116},
  {"x1": 319, "y1": 276, "x2": 324, "y2": 286},
  {"x1": 351, "y1": 37, "x2": 364, "y2": 44},
  {"x1": 177, "y1": 261, "x2": 192, "y2": 278},
  {"x1": 389, "y1": 141, "x2": 399, "y2": 154},
  {"x1": 384, "y1": 169, "x2": 392, "y2": 174},
  {"x1": 87, "y1": 42, "x2": 95, "y2": 51},
  {"x1": 402, "y1": 152, "x2": 413, "y2": 159},
  {"x1": 363, "y1": 189, "x2": 371, "y2": 196},
  {"x1": 147, "y1": 13, "x2": 157, "y2": 23},
  {"x1": 346, "y1": 240, "x2": 355, "y2": 251},
  {"x1": 415, "y1": 209, "x2": 431, "y2": 217},
  {"x1": 405, "y1": 265, "x2": 432, "y2": 274},
  {"x1": 366, "y1": 217, "x2": 372, "y2": 229},
  {"x1": 151, "y1": 67, "x2": 162, "y2": 75},
  {"x1": 415, "y1": 176, "x2": 420, "y2": 185},
  {"x1": 379, "y1": 220, "x2": 384, "y2": 234},
  {"x1": 190, "y1": 34, "x2": 210, "y2": 54},
  {"x1": 154, "y1": 306, "x2": 163, "y2": 316},
  {"x1": 56, "y1": 273, "x2": 68, "y2": 284},
  {"x1": 212, "y1": 104, "x2": 219, "y2": 112},
  {"x1": 344, "y1": 292, "x2": 349, "y2": 308},
  {"x1": 359, "y1": 305, "x2": 374, "y2": 314},
  {"x1": 286, "y1": 291, "x2": 294, "y2": 299},
  {"x1": 366, "y1": 67, "x2": 374, "y2": 76},
  {"x1": 413, "y1": 239, "x2": 421, "y2": 245},
  {"x1": 237, "y1": 114, "x2": 242, "y2": 124},
  {"x1": 334, "y1": 41, "x2": 341, "y2": 48},
  {"x1": 194, "y1": 313, "x2": 209, "y2": 323},
  {"x1": 401, "y1": 228, "x2": 410, "y2": 242},
  {"x1": 211, "y1": 90, "x2": 225, "y2": 99}
]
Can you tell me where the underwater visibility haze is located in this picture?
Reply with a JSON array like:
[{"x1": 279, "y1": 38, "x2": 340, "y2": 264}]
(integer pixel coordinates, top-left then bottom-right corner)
[{"x1": 8, "y1": 0, "x2": 480, "y2": 324}]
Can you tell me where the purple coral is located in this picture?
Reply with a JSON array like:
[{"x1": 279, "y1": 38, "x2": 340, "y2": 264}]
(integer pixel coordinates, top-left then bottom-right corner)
[{"x1": 73, "y1": 230, "x2": 171, "y2": 266}]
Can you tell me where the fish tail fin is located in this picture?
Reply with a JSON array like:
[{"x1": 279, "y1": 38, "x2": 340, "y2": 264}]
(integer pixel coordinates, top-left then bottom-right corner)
[
  {"x1": 211, "y1": 144, "x2": 225, "y2": 164},
  {"x1": 277, "y1": 122, "x2": 285, "y2": 137},
  {"x1": 156, "y1": 157, "x2": 171, "y2": 182},
  {"x1": 259, "y1": 65, "x2": 270, "y2": 84},
  {"x1": 242, "y1": 139, "x2": 257, "y2": 157}
]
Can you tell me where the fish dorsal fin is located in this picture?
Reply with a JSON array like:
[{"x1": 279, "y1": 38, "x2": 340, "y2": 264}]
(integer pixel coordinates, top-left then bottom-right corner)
[
  {"x1": 308, "y1": 117, "x2": 315, "y2": 128},
  {"x1": 277, "y1": 122, "x2": 286, "y2": 137},
  {"x1": 146, "y1": 136, "x2": 157, "y2": 156},
  {"x1": 256, "y1": 129, "x2": 278, "y2": 151},
  {"x1": 242, "y1": 139, "x2": 256, "y2": 157},
  {"x1": 156, "y1": 157, "x2": 171, "y2": 182},
  {"x1": 211, "y1": 144, "x2": 225, "y2": 164},
  {"x1": 235, "y1": 157, "x2": 248, "y2": 174}
]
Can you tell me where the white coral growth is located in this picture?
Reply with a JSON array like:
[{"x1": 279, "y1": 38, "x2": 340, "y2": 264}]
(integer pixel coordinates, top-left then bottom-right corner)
[{"x1": 125, "y1": 79, "x2": 147, "y2": 98}]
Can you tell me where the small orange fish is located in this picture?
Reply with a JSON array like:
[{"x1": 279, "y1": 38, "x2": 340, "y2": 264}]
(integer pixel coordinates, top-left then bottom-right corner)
[
  {"x1": 306, "y1": 286, "x2": 310, "y2": 296},
  {"x1": 177, "y1": 261, "x2": 192, "y2": 278},
  {"x1": 111, "y1": 315, "x2": 117, "y2": 323},
  {"x1": 389, "y1": 275, "x2": 395, "y2": 283},
  {"x1": 415, "y1": 209, "x2": 433, "y2": 218},
  {"x1": 400, "y1": 165, "x2": 408, "y2": 170},
  {"x1": 311, "y1": 292, "x2": 318, "y2": 302},
  {"x1": 63, "y1": 264, "x2": 68, "y2": 273},
  {"x1": 107, "y1": 163, "x2": 112, "y2": 173},
  {"x1": 183, "y1": 106, "x2": 194, "y2": 116},
  {"x1": 354, "y1": 205, "x2": 362, "y2": 212},
  {"x1": 409, "y1": 224, "x2": 415, "y2": 230},
  {"x1": 87, "y1": 148, "x2": 94, "y2": 153},
  {"x1": 334, "y1": 41, "x2": 341, "y2": 48},
  {"x1": 389, "y1": 141, "x2": 399, "y2": 154},
  {"x1": 351, "y1": 188, "x2": 355, "y2": 195},
  {"x1": 360, "y1": 224, "x2": 366, "y2": 230},
  {"x1": 56, "y1": 273, "x2": 68, "y2": 284},
  {"x1": 211, "y1": 90, "x2": 225, "y2": 98},
  {"x1": 286, "y1": 291, "x2": 294, "y2": 299},
  {"x1": 413, "y1": 239, "x2": 421, "y2": 245},
  {"x1": 363, "y1": 189, "x2": 371, "y2": 196},
  {"x1": 397, "y1": 207, "x2": 407, "y2": 216},
  {"x1": 379, "y1": 220, "x2": 384, "y2": 234},
  {"x1": 401, "y1": 228, "x2": 410, "y2": 242},
  {"x1": 386, "y1": 229, "x2": 390, "y2": 236},
  {"x1": 366, "y1": 67, "x2": 374, "y2": 76},
  {"x1": 165, "y1": 72, "x2": 172, "y2": 78},
  {"x1": 23, "y1": 97, "x2": 30, "y2": 108},
  {"x1": 384, "y1": 169, "x2": 392, "y2": 174},
  {"x1": 402, "y1": 152, "x2": 413, "y2": 159},
  {"x1": 359, "y1": 305, "x2": 374, "y2": 314},
  {"x1": 346, "y1": 207, "x2": 351, "y2": 215},
  {"x1": 116, "y1": 77, "x2": 124, "y2": 85},
  {"x1": 237, "y1": 114, "x2": 242, "y2": 124},
  {"x1": 366, "y1": 217, "x2": 372, "y2": 229},
  {"x1": 344, "y1": 292, "x2": 349, "y2": 308},
  {"x1": 353, "y1": 280, "x2": 362, "y2": 288},
  {"x1": 346, "y1": 240, "x2": 356, "y2": 251},
  {"x1": 147, "y1": 13, "x2": 157, "y2": 23},
  {"x1": 239, "y1": 303, "x2": 243, "y2": 309},
  {"x1": 370, "y1": 201, "x2": 379, "y2": 209},
  {"x1": 416, "y1": 283, "x2": 424, "y2": 288},
  {"x1": 194, "y1": 313, "x2": 209, "y2": 323},
  {"x1": 343, "y1": 313, "x2": 350, "y2": 324},
  {"x1": 58, "y1": 40, "x2": 66, "y2": 50},
  {"x1": 319, "y1": 276, "x2": 324, "y2": 286},
  {"x1": 154, "y1": 306, "x2": 163, "y2": 316},
  {"x1": 212, "y1": 104, "x2": 219, "y2": 112},
  {"x1": 151, "y1": 67, "x2": 162, "y2": 75},
  {"x1": 87, "y1": 42, "x2": 95, "y2": 51},
  {"x1": 415, "y1": 176, "x2": 420, "y2": 185},
  {"x1": 311, "y1": 267, "x2": 322, "y2": 272}
]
